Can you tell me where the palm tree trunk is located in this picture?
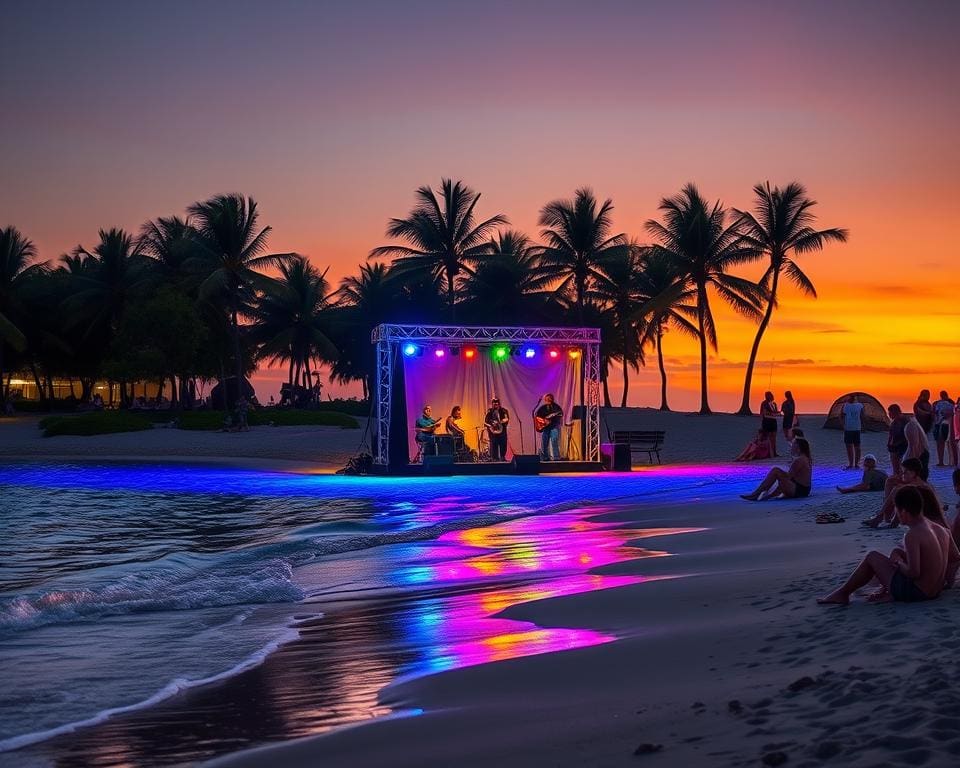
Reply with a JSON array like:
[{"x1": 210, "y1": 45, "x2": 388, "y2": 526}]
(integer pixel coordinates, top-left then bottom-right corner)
[
  {"x1": 737, "y1": 269, "x2": 780, "y2": 415},
  {"x1": 0, "y1": 344, "x2": 5, "y2": 406},
  {"x1": 447, "y1": 271, "x2": 456, "y2": 322},
  {"x1": 30, "y1": 363, "x2": 46, "y2": 408},
  {"x1": 601, "y1": 362, "x2": 611, "y2": 408},
  {"x1": 288, "y1": 356, "x2": 294, "y2": 386},
  {"x1": 656, "y1": 325, "x2": 670, "y2": 411},
  {"x1": 620, "y1": 359, "x2": 629, "y2": 408},
  {"x1": 230, "y1": 296, "x2": 243, "y2": 394},
  {"x1": 697, "y1": 286, "x2": 710, "y2": 414}
]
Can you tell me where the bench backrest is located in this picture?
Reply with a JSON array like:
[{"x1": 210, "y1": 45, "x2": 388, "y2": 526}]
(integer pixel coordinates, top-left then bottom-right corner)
[{"x1": 611, "y1": 430, "x2": 665, "y2": 445}]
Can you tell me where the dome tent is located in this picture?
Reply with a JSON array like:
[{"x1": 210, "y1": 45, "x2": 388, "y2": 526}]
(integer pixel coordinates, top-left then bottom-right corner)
[{"x1": 823, "y1": 392, "x2": 891, "y2": 432}]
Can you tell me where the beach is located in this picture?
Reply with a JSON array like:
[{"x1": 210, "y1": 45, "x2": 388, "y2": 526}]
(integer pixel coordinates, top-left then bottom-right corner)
[{"x1": 2, "y1": 410, "x2": 958, "y2": 768}]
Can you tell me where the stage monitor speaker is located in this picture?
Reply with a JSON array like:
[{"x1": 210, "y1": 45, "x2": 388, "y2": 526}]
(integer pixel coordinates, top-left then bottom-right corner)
[
  {"x1": 601, "y1": 442, "x2": 632, "y2": 471},
  {"x1": 422, "y1": 455, "x2": 455, "y2": 475},
  {"x1": 512, "y1": 454, "x2": 541, "y2": 475},
  {"x1": 570, "y1": 405, "x2": 586, "y2": 420}
]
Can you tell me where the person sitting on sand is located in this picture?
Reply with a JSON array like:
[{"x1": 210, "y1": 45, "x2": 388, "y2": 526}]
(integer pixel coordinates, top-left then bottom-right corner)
[
  {"x1": 951, "y1": 469, "x2": 960, "y2": 548},
  {"x1": 818, "y1": 486, "x2": 960, "y2": 606},
  {"x1": 734, "y1": 429, "x2": 772, "y2": 461},
  {"x1": 741, "y1": 437, "x2": 812, "y2": 501},
  {"x1": 837, "y1": 454, "x2": 888, "y2": 494},
  {"x1": 862, "y1": 458, "x2": 943, "y2": 528}
]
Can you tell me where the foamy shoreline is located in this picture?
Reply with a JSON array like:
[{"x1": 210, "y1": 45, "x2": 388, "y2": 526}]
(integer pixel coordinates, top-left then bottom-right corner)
[{"x1": 4, "y1": 410, "x2": 959, "y2": 767}]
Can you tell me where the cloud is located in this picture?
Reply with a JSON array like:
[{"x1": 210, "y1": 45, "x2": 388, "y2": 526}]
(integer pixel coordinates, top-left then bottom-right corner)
[
  {"x1": 771, "y1": 318, "x2": 851, "y2": 334},
  {"x1": 889, "y1": 340, "x2": 959, "y2": 349}
]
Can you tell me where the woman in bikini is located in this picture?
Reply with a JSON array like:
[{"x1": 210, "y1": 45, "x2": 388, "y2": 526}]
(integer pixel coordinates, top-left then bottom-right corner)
[{"x1": 741, "y1": 438, "x2": 813, "y2": 501}]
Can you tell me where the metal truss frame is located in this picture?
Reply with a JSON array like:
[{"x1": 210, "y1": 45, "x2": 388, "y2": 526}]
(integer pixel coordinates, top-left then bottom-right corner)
[{"x1": 371, "y1": 324, "x2": 602, "y2": 466}]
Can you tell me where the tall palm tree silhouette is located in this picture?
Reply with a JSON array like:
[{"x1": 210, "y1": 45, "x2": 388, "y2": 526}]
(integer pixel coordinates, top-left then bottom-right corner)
[
  {"x1": 645, "y1": 184, "x2": 764, "y2": 414},
  {"x1": 733, "y1": 182, "x2": 848, "y2": 414},
  {"x1": 633, "y1": 249, "x2": 699, "y2": 411},
  {"x1": 459, "y1": 230, "x2": 550, "y2": 323},
  {"x1": 369, "y1": 179, "x2": 507, "y2": 320},
  {"x1": 538, "y1": 188, "x2": 630, "y2": 324},
  {"x1": 0, "y1": 227, "x2": 43, "y2": 404},
  {"x1": 188, "y1": 194, "x2": 293, "y2": 393}
]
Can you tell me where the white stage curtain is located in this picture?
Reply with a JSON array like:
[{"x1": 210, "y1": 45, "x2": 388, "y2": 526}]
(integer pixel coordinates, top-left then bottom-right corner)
[{"x1": 402, "y1": 347, "x2": 580, "y2": 460}]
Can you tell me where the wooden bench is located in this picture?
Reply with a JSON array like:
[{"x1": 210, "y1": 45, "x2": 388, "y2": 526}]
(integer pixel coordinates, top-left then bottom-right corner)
[{"x1": 610, "y1": 430, "x2": 666, "y2": 464}]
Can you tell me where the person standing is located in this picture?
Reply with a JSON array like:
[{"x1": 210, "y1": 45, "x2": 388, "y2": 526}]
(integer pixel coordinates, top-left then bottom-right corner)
[
  {"x1": 903, "y1": 411, "x2": 931, "y2": 481},
  {"x1": 484, "y1": 397, "x2": 510, "y2": 462},
  {"x1": 886, "y1": 403, "x2": 909, "y2": 476},
  {"x1": 781, "y1": 391, "x2": 797, "y2": 442},
  {"x1": 841, "y1": 394, "x2": 865, "y2": 469},
  {"x1": 535, "y1": 393, "x2": 564, "y2": 461},
  {"x1": 759, "y1": 391, "x2": 780, "y2": 457},
  {"x1": 914, "y1": 389, "x2": 934, "y2": 434},
  {"x1": 932, "y1": 390, "x2": 955, "y2": 467},
  {"x1": 953, "y1": 397, "x2": 960, "y2": 467}
]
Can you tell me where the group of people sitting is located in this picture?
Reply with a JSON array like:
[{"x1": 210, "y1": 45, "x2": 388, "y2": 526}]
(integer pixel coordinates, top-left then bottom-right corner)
[{"x1": 818, "y1": 470, "x2": 960, "y2": 605}]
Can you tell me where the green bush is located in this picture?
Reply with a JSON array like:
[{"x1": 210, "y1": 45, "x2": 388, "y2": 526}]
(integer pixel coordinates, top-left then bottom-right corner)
[
  {"x1": 175, "y1": 411, "x2": 230, "y2": 431},
  {"x1": 312, "y1": 399, "x2": 369, "y2": 417},
  {"x1": 40, "y1": 412, "x2": 154, "y2": 437}
]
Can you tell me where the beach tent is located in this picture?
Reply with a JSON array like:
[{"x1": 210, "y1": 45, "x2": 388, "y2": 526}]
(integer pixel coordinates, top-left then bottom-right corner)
[{"x1": 823, "y1": 392, "x2": 891, "y2": 431}]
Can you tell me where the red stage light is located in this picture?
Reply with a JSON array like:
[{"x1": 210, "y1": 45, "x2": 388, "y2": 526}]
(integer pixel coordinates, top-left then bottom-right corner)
[
  {"x1": 464, "y1": 347, "x2": 476, "y2": 360},
  {"x1": 548, "y1": 349, "x2": 560, "y2": 359}
]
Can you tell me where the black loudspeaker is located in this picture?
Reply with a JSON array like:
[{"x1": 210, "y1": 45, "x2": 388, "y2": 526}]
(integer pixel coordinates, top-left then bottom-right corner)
[
  {"x1": 423, "y1": 455, "x2": 455, "y2": 475},
  {"x1": 601, "y1": 442, "x2": 632, "y2": 471},
  {"x1": 511, "y1": 454, "x2": 541, "y2": 475},
  {"x1": 570, "y1": 405, "x2": 586, "y2": 420}
]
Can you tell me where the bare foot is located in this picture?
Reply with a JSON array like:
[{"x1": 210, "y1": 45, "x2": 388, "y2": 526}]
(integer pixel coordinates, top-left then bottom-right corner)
[
  {"x1": 862, "y1": 517, "x2": 881, "y2": 528},
  {"x1": 866, "y1": 589, "x2": 892, "y2": 603},
  {"x1": 817, "y1": 590, "x2": 849, "y2": 605},
  {"x1": 740, "y1": 493, "x2": 759, "y2": 501}
]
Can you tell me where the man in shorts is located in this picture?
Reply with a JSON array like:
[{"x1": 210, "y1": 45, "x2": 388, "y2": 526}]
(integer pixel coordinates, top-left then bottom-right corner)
[
  {"x1": 841, "y1": 394, "x2": 864, "y2": 470},
  {"x1": 819, "y1": 486, "x2": 959, "y2": 605},
  {"x1": 932, "y1": 390, "x2": 955, "y2": 467}
]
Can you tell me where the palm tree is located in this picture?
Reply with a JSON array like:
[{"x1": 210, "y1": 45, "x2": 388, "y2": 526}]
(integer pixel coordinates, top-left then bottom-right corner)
[
  {"x1": 369, "y1": 179, "x2": 507, "y2": 319},
  {"x1": 589, "y1": 244, "x2": 646, "y2": 407},
  {"x1": 733, "y1": 182, "x2": 848, "y2": 414},
  {"x1": 459, "y1": 230, "x2": 551, "y2": 323},
  {"x1": 538, "y1": 188, "x2": 630, "y2": 323},
  {"x1": 331, "y1": 263, "x2": 396, "y2": 400},
  {"x1": 633, "y1": 249, "x2": 700, "y2": 411},
  {"x1": 0, "y1": 227, "x2": 43, "y2": 404},
  {"x1": 139, "y1": 215, "x2": 202, "y2": 288},
  {"x1": 188, "y1": 194, "x2": 293, "y2": 391},
  {"x1": 645, "y1": 183, "x2": 764, "y2": 414},
  {"x1": 252, "y1": 255, "x2": 337, "y2": 403}
]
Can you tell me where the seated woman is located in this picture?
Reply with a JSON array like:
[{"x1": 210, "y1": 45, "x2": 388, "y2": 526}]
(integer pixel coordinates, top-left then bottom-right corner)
[
  {"x1": 741, "y1": 438, "x2": 813, "y2": 501},
  {"x1": 735, "y1": 430, "x2": 772, "y2": 461},
  {"x1": 445, "y1": 406, "x2": 466, "y2": 443}
]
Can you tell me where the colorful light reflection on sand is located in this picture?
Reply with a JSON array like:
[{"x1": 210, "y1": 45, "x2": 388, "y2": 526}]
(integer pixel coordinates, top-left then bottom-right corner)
[{"x1": 391, "y1": 507, "x2": 704, "y2": 676}]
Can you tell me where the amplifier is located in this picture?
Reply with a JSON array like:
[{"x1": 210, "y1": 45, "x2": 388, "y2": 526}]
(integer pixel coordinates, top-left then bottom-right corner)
[
  {"x1": 511, "y1": 454, "x2": 541, "y2": 475},
  {"x1": 422, "y1": 455, "x2": 455, "y2": 475}
]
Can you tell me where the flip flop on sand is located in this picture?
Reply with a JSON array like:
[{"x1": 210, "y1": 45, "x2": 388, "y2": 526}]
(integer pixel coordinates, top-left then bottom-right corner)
[
  {"x1": 816, "y1": 512, "x2": 845, "y2": 524},
  {"x1": 861, "y1": 517, "x2": 881, "y2": 528}
]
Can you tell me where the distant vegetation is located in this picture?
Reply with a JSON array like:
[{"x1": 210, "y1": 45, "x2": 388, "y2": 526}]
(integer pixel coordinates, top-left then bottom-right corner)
[
  {"x1": 39, "y1": 411, "x2": 154, "y2": 437},
  {"x1": 1, "y1": 181, "x2": 846, "y2": 417}
]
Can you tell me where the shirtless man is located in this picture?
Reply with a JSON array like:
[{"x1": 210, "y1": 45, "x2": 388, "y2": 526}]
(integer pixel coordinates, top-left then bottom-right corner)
[
  {"x1": 740, "y1": 437, "x2": 813, "y2": 501},
  {"x1": 818, "y1": 486, "x2": 960, "y2": 605},
  {"x1": 903, "y1": 411, "x2": 931, "y2": 480}
]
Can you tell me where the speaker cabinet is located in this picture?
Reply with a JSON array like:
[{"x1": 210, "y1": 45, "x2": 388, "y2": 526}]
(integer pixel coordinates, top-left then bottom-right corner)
[
  {"x1": 511, "y1": 454, "x2": 541, "y2": 475},
  {"x1": 601, "y1": 442, "x2": 632, "y2": 471},
  {"x1": 422, "y1": 455, "x2": 455, "y2": 475}
]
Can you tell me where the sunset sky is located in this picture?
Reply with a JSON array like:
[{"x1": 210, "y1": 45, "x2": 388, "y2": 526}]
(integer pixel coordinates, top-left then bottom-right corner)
[{"x1": 3, "y1": 0, "x2": 958, "y2": 411}]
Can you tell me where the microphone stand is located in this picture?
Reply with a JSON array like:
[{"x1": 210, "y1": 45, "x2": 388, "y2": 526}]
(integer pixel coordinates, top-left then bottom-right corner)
[{"x1": 518, "y1": 418, "x2": 524, "y2": 455}]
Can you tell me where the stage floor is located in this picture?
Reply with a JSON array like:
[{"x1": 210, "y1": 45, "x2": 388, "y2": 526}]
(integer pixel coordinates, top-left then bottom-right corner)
[{"x1": 373, "y1": 460, "x2": 605, "y2": 476}]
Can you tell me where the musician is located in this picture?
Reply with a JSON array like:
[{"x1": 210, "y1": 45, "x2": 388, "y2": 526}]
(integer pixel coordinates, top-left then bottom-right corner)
[
  {"x1": 414, "y1": 404, "x2": 439, "y2": 455},
  {"x1": 535, "y1": 393, "x2": 564, "y2": 461},
  {"x1": 484, "y1": 397, "x2": 510, "y2": 461},
  {"x1": 445, "y1": 405, "x2": 466, "y2": 452}
]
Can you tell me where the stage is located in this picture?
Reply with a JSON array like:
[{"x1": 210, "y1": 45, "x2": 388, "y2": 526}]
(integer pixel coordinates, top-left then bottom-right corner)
[{"x1": 370, "y1": 459, "x2": 605, "y2": 476}]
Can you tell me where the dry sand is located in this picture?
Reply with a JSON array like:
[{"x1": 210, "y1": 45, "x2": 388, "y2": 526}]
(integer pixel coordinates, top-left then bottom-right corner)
[{"x1": 4, "y1": 409, "x2": 959, "y2": 767}]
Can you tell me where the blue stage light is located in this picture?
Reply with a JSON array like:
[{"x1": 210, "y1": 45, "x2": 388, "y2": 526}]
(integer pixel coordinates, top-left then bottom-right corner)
[
  {"x1": 524, "y1": 347, "x2": 536, "y2": 359},
  {"x1": 403, "y1": 343, "x2": 418, "y2": 357}
]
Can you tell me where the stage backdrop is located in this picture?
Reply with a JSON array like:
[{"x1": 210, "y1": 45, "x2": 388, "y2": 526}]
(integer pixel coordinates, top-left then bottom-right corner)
[{"x1": 402, "y1": 349, "x2": 580, "y2": 460}]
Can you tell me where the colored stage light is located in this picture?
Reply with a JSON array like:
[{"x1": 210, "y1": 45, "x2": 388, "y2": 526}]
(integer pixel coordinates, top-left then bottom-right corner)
[
  {"x1": 493, "y1": 345, "x2": 509, "y2": 360},
  {"x1": 523, "y1": 347, "x2": 536, "y2": 359},
  {"x1": 548, "y1": 349, "x2": 560, "y2": 359},
  {"x1": 464, "y1": 347, "x2": 476, "y2": 360},
  {"x1": 403, "y1": 343, "x2": 418, "y2": 357},
  {"x1": 434, "y1": 348, "x2": 445, "y2": 358},
  {"x1": 568, "y1": 349, "x2": 581, "y2": 359}
]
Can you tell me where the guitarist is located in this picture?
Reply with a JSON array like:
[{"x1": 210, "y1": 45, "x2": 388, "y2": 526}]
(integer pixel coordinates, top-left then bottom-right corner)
[
  {"x1": 484, "y1": 397, "x2": 510, "y2": 461},
  {"x1": 535, "y1": 393, "x2": 564, "y2": 461},
  {"x1": 414, "y1": 405, "x2": 440, "y2": 456}
]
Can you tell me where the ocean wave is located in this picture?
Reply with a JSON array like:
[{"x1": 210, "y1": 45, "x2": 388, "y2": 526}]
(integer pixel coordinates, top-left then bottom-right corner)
[
  {"x1": 0, "y1": 559, "x2": 305, "y2": 634},
  {"x1": 0, "y1": 625, "x2": 303, "y2": 753}
]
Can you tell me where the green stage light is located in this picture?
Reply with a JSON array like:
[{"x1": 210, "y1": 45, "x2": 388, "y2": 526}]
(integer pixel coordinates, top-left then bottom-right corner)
[{"x1": 492, "y1": 345, "x2": 509, "y2": 360}]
